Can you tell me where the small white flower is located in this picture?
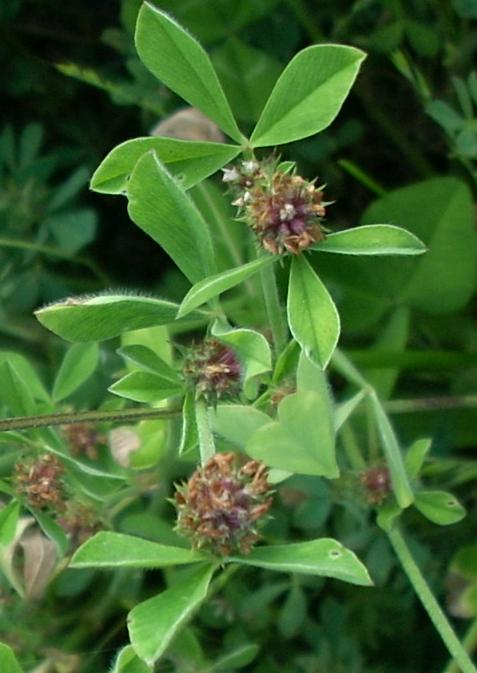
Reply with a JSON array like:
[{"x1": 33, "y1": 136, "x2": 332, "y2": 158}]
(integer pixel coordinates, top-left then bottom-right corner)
[
  {"x1": 222, "y1": 167, "x2": 240, "y2": 183},
  {"x1": 279, "y1": 203, "x2": 296, "y2": 221},
  {"x1": 241, "y1": 160, "x2": 259, "y2": 176}
]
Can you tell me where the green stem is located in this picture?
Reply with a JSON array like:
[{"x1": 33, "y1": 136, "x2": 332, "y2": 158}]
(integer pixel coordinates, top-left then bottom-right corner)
[
  {"x1": 384, "y1": 396, "x2": 477, "y2": 414},
  {"x1": 0, "y1": 236, "x2": 109, "y2": 285},
  {"x1": 340, "y1": 422, "x2": 366, "y2": 470},
  {"x1": 388, "y1": 526, "x2": 477, "y2": 673},
  {"x1": 0, "y1": 406, "x2": 181, "y2": 432},
  {"x1": 443, "y1": 617, "x2": 477, "y2": 673},
  {"x1": 195, "y1": 397, "x2": 216, "y2": 466},
  {"x1": 259, "y1": 261, "x2": 288, "y2": 355}
]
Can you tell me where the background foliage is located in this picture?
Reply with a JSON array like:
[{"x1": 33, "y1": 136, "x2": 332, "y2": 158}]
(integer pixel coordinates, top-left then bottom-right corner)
[{"x1": 1, "y1": 1, "x2": 477, "y2": 672}]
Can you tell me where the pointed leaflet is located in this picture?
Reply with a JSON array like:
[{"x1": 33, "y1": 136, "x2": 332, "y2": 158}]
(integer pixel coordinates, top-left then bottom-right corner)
[
  {"x1": 91, "y1": 137, "x2": 240, "y2": 195},
  {"x1": 312, "y1": 225, "x2": 426, "y2": 256},
  {"x1": 52, "y1": 342, "x2": 99, "y2": 403},
  {"x1": 229, "y1": 539, "x2": 372, "y2": 586},
  {"x1": 178, "y1": 256, "x2": 275, "y2": 317},
  {"x1": 415, "y1": 491, "x2": 466, "y2": 526},
  {"x1": 250, "y1": 44, "x2": 366, "y2": 147},
  {"x1": 109, "y1": 371, "x2": 184, "y2": 403},
  {"x1": 70, "y1": 532, "x2": 204, "y2": 568},
  {"x1": 135, "y1": 4, "x2": 242, "y2": 142},
  {"x1": 128, "y1": 563, "x2": 215, "y2": 665},
  {"x1": 36, "y1": 294, "x2": 204, "y2": 342},
  {"x1": 287, "y1": 256, "x2": 340, "y2": 368},
  {"x1": 118, "y1": 345, "x2": 181, "y2": 384},
  {"x1": 127, "y1": 152, "x2": 216, "y2": 284}
]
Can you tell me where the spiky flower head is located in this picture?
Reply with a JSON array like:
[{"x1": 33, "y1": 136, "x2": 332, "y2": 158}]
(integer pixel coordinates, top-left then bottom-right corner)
[
  {"x1": 57, "y1": 501, "x2": 101, "y2": 548},
  {"x1": 183, "y1": 338, "x2": 241, "y2": 403},
  {"x1": 14, "y1": 453, "x2": 66, "y2": 511},
  {"x1": 224, "y1": 158, "x2": 328, "y2": 255},
  {"x1": 174, "y1": 452, "x2": 273, "y2": 556}
]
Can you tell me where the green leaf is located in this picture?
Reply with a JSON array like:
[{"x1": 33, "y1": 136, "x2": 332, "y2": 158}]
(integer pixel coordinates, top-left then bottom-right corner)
[
  {"x1": 127, "y1": 152, "x2": 216, "y2": 283},
  {"x1": 128, "y1": 563, "x2": 215, "y2": 666},
  {"x1": 0, "y1": 501, "x2": 20, "y2": 546},
  {"x1": 213, "y1": 404, "x2": 271, "y2": 449},
  {"x1": 376, "y1": 501, "x2": 402, "y2": 532},
  {"x1": 405, "y1": 438, "x2": 432, "y2": 478},
  {"x1": 35, "y1": 294, "x2": 203, "y2": 342},
  {"x1": 312, "y1": 225, "x2": 426, "y2": 256},
  {"x1": 109, "y1": 371, "x2": 184, "y2": 403},
  {"x1": 230, "y1": 539, "x2": 372, "y2": 586},
  {"x1": 250, "y1": 44, "x2": 366, "y2": 147},
  {"x1": 211, "y1": 319, "x2": 272, "y2": 397},
  {"x1": 334, "y1": 390, "x2": 366, "y2": 432},
  {"x1": 287, "y1": 256, "x2": 340, "y2": 368},
  {"x1": 91, "y1": 137, "x2": 240, "y2": 194},
  {"x1": 246, "y1": 390, "x2": 338, "y2": 477},
  {"x1": 0, "y1": 643, "x2": 24, "y2": 673},
  {"x1": 179, "y1": 390, "x2": 199, "y2": 457},
  {"x1": 135, "y1": 4, "x2": 242, "y2": 142},
  {"x1": 368, "y1": 392, "x2": 414, "y2": 508},
  {"x1": 110, "y1": 645, "x2": 151, "y2": 673},
  {"x1": 0, "y1": 361, "x2": 36, "y2": 416},
  {"x1": 361, "y1": 178, "x2": 476, "y2": 314},
  {"x1": 177, "y1": 256, "x2": 275, "y2": 317},
  {"x1": 278, "y1": 584, "x2": 307, "y2": 638},
  {"x1": 52, "y1": 342, "x2": 99, "y2": 403},
  {"x1": 415, "y1": 491, "x2": 466, "y2": 526},
  {"x1": 211, "y1": 37, "x2": 282, "y2": 122},
  {"x1": 118, "y1": 345, "x2": 181, "y2": 383},
  {"x1": 209, "y1": 643, "x2": 260, "y2": 672},
  {"x1": 70, "y1": 532, "x2": 204, "y2": 568},
  {"x1": 0, "y1": 352, "x2": 49, "y2": 403},
  {"x1": 31, "y1": 509, "x2": 69, "y2": 557}
]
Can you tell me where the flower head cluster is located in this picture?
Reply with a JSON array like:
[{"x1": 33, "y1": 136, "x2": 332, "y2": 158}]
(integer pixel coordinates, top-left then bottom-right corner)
[
  {"x1": 174, "y1": 452, "x2": 273, "y2": 556},
  {"x1": 360, "y1": 465, "x2": 391, "y2": 505},
  {"x1": 223, "y1": 158, "x2": 328, "y2": 255},
  {"x1": 14, "y1": 453, "x2": 66, "y2": 511},
  {"x1": 57, "y1": 501, "x2": 101, "y2": 548},
  {"x1": 183, "y1": 338, "x2": 241, "y2": 403},
  {"x1": 63, "y1": 422, "x2": 104, "y2": 461}
]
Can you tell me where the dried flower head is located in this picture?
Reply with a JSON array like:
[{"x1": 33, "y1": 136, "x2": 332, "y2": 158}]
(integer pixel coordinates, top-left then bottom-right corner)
[
  {"x1": 224, "y1": 158, "x2": 328, "y2": 255},
  {"x1": 183, "y1": 339, "x2": 241, "y2": 402},
  {"x1": 360, "y1": 465, "x2": 391, "y2": 505},
  {"x1": 63, "y1": 423, "x2": 104, "y2": 461},
  {"x1": 174, "y1": 452, "x2": 273, "y2": 556},
  {"x1": 57, "y1": 501, "x2": 101, "y2": 548},
  {"x1": 14, "y1": 453, "x2": 66, "y2": 511}
]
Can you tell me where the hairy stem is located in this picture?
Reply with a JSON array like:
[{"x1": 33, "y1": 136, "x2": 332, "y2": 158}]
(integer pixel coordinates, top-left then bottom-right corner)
[
  {"x1": 195, "y1": 397, "x2": 216, "y2": 466},
  {"x1": 388, "y1": 526, "x2": 477, "y2": 673},
  {"x1": 0, "y1": 406, "x2": 181, "y2": 432}
]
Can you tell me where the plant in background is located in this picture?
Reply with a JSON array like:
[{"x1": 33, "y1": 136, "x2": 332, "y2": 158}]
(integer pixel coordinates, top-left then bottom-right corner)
[{"x1": 1, "y1": 3, "x2": 476, "y2": 673}]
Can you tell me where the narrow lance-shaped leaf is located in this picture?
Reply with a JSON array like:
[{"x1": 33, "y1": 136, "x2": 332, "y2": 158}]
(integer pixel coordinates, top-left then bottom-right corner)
[
  {"x1": 312, "y1": 225, "x2": 427, "y2": 256},
  {"x1": 70, "y1": 532, "x2": 204, "y2": 568},
  {"x1": 128, "y1": 563, "x2": 215, "y2": 666},
  {"x1": 229, "y1": 539, "x2": 372, "y2": 586},
  {"x1": 369, "y1": 391, "x2": 414, "y2": 508},
  {"x1": 52, "y1": 342, "x2": 99, "y2": 403},
  {"x1": 287, "y1": 255, "x2": 340, "y2": 368},
  {"x1": 250, "y1": 44, "x2": 366, "y2": 147},
  {"x1": 35, "y1": 294, "x2": 205, "y2": 342},
  {"x1": 178, "y1": 256, "x2": 276, "y2": 318},
  {"x1": 127, "y1": 152, "x2": 216, "y2": 284},
  {"x1": 135, "y1": 4, "x2": 242, "y2": 142},
  {"x1": 91, "y1": 137, "x2": 241, "y2": 195}
]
